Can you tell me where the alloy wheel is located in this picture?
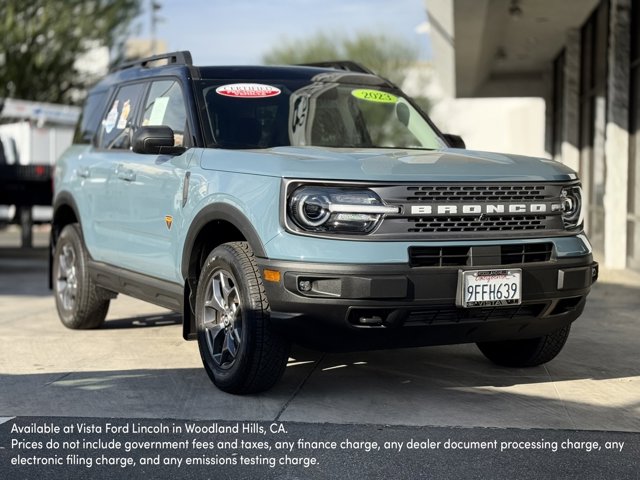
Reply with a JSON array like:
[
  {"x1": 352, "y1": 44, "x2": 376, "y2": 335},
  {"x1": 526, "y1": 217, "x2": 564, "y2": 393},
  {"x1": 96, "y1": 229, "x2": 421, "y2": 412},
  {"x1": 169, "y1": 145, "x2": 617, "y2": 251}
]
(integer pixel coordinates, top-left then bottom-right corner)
[
  {"x1": 56, "y1": 243, "x2": 78, "y2": 311},
  {"x1": 202, "y1": 268, "x2": 243, "y2": 369}
]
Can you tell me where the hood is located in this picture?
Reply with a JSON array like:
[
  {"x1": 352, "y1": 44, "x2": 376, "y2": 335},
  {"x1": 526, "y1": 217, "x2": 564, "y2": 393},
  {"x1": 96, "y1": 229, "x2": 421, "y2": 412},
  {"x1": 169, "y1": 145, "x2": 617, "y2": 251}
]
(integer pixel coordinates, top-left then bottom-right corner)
[{"x1": 199, "y1": 147, "x2": 578, "y2": 182}]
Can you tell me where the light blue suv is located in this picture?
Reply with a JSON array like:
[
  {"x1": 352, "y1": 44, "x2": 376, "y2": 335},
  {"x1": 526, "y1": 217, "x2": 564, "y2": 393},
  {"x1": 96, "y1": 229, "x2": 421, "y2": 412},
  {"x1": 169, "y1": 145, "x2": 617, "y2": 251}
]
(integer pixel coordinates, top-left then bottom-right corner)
[{"x1": 51, "y1": 51, "x2": 598, "y2": 393}]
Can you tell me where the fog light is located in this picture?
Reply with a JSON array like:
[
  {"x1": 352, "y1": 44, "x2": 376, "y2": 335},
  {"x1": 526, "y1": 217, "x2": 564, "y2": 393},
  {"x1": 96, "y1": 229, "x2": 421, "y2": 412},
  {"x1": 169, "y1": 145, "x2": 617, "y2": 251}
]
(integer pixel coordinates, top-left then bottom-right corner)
[{"x1": 299, "y1": 280, "x2": 312, "y2": 292}]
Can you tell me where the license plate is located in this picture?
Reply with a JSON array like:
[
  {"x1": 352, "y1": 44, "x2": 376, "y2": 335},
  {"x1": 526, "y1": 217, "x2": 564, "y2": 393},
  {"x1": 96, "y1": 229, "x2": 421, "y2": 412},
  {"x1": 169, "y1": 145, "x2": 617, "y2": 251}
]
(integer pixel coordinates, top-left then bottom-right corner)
[{"x1": 456, "y1": 269, "x2": 522, "y2": 308}]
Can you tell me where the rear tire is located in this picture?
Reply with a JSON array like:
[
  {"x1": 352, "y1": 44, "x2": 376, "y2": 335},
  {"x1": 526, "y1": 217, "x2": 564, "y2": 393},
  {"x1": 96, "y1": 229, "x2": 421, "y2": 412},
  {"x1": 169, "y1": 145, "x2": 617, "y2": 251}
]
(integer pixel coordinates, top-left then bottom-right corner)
[
  {"x1": 476, "y1": 326, "x2": 571, "y2": 367},
  {"x1": 53, "y1": 224, "x2": 109, "y2": 329},
  {"x1": 196, "y1": 242, "x2": 290, "y2": 394}
]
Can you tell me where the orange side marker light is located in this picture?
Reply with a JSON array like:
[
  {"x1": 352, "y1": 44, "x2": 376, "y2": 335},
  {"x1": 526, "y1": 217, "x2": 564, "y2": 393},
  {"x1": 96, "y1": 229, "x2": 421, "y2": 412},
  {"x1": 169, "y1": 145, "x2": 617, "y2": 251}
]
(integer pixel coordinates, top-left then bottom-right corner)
[{"x1": 263, "y1": 269, "x2": 281, "y2": 282}]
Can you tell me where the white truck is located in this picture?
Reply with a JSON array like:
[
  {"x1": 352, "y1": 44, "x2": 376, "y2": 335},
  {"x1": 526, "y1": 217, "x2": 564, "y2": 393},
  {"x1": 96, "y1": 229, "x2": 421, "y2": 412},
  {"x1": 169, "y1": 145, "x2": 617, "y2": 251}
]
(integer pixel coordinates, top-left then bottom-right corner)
[{"x1": 0, "y1": 98, "x2": 80, "y2": 246}]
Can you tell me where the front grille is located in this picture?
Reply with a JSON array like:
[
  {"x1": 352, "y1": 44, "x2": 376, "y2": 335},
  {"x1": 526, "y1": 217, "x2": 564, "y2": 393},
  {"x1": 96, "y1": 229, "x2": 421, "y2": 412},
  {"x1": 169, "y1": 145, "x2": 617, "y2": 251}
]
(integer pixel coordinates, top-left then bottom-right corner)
[
  {"x1": 406, "y1": 215, "x2": 548, "y2": 233},
  {"x1": 404, "y1": 303, "x2": 546, "y2": 326},
  {"x1": 369, "y1": 183, "x2": 571, "y2": 239},
  {"x1": 406, "y1": 185, "x2": 547, "y2": 202},
  {"x1": 409, "y1": 243, "x2": 553, "y2": 267}
]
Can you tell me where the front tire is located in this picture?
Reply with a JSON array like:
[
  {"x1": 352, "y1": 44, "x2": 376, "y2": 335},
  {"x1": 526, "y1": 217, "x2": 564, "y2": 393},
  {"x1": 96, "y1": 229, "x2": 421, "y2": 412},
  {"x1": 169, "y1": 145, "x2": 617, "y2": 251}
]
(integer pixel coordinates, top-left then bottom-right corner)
[
  {"x1": 196, "y1": 242, "x2": 290, "y2": 394},
  {"x1": 476, "y1": 325, "x2": 571, "y2": 367},
  {"x1": 53, "y1": 224, "x2": 110, "y2": 329}
]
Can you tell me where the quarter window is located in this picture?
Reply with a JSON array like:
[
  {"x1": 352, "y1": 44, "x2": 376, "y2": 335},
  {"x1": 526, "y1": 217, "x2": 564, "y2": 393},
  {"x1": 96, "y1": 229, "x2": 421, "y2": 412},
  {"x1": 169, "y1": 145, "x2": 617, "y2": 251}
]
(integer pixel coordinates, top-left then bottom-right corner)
[{"x1": 74, "y1": 91, "x2": 107, "y2": 145}]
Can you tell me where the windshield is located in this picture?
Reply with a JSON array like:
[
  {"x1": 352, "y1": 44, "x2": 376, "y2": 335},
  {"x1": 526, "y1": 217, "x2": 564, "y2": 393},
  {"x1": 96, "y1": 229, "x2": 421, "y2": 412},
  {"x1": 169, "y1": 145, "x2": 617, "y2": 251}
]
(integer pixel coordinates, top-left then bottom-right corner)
[{"x1": 196, "y1": 79, "x2": 445, "y2": 150}]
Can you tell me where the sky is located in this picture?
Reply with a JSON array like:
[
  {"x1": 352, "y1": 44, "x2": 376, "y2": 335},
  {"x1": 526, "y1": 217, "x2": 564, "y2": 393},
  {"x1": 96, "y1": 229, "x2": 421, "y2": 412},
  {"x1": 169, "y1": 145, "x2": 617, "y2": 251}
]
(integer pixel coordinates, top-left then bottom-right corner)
[{"x1": 132, "y1": 0, "x2": 431, "y2": 65}]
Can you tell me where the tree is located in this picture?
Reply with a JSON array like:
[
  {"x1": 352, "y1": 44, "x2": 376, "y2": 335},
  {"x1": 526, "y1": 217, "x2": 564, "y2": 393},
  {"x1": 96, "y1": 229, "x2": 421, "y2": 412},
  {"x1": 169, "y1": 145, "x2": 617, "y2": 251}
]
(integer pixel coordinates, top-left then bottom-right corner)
[
  {"x1": 0, "y1": 0, "x2": 141, "y2": 104},
  {"x1": 263, "y1": 31, "x2": 419, "y2": 87}
]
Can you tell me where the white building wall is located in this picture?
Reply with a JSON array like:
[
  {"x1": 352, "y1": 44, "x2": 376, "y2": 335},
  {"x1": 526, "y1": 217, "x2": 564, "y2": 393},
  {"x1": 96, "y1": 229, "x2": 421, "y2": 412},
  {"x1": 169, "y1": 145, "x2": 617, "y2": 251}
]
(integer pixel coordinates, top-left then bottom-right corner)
[
  {"x1": 430, "y1": 97, "x2": 548, "y2": 158},
  {"x1": 425, "y1": 0, "x2": 547, "y2": 159}
]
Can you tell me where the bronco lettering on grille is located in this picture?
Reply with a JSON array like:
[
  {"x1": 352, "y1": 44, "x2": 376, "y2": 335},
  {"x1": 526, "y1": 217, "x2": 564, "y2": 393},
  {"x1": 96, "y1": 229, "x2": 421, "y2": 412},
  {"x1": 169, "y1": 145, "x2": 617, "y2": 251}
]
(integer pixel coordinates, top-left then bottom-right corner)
[{"x1": 409, "y1": 203, "x2": 561, "y2": 215}]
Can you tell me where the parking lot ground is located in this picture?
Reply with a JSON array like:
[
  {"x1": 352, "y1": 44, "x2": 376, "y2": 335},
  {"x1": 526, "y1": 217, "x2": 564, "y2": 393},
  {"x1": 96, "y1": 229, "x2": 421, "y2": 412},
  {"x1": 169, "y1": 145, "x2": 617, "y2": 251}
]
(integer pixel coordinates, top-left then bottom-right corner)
[{"x1": 0, "y1": 226, "x2": 639, "y2": 432}]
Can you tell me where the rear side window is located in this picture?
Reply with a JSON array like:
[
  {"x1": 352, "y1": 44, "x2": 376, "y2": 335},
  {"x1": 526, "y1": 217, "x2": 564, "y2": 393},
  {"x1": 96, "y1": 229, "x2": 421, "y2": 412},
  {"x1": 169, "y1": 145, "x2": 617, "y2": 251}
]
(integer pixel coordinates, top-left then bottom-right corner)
[
  {"x1": 73, "y1": 92, "x2": 107, "y2": 145},
  {"x1": 98, "y1": 83, "x2": 145, "y2": 150}
]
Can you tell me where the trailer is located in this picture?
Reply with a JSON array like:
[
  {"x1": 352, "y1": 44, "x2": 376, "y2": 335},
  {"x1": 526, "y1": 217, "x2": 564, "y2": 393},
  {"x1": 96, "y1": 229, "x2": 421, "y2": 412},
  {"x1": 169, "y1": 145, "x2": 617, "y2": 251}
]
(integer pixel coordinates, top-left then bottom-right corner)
[{"x1": 0, "y1": 98, "x2": 80, "y2": 247}]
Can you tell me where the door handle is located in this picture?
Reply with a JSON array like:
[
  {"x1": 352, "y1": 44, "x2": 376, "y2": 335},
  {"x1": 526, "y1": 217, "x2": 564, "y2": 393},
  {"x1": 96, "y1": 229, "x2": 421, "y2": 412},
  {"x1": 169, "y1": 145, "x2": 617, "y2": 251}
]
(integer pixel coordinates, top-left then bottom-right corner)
[
  {"x1": 77, "y1": 167, "x2": 90, "y2": 178},
  {"x1": 117, "y1": 168, "x2": 136, "y2": 182}
]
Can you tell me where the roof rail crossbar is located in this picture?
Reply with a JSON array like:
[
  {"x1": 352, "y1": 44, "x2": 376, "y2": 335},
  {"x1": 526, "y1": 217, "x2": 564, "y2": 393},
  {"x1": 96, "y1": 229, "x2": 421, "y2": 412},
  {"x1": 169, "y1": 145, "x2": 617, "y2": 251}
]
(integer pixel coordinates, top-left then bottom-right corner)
[
  {"x1": 112, "y1": 50, "x2": 193, "y2": 72},
  {"x1": 298, "y1": 61, "x2": 375, "y2": 75}
]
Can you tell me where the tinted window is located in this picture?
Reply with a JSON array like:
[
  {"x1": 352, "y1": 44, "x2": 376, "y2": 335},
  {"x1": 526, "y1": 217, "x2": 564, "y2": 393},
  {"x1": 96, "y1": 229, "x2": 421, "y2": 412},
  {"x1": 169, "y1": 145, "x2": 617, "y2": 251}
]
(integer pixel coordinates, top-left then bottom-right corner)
[
  {"x1": 98, "y1": 83, "x2": 145, "y2": 150},
  {"x1": 141, "y1": 80, "x2": 188, "y2": 146},
  {"x1": 198, "y1": 79, "x2": 444, "y2": 150},
  {"x1": 73, "y1": 91, "x2": 107, "y2": 145}
]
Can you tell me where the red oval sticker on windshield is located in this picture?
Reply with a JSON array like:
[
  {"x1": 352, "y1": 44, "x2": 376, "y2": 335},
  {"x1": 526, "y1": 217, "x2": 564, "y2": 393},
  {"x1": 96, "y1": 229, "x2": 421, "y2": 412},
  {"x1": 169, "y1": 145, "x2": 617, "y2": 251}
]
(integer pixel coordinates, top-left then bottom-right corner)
[{"x1": 216, "y1": 83, "x2": 281, "y2": 98}]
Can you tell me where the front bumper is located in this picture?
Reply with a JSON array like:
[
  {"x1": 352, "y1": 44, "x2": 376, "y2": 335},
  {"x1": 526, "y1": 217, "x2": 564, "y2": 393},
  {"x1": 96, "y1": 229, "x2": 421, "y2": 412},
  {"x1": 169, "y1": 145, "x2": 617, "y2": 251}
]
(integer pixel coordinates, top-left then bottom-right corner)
[{"x1": 257, "y1": 255, "x2": 598, "y2": 351}]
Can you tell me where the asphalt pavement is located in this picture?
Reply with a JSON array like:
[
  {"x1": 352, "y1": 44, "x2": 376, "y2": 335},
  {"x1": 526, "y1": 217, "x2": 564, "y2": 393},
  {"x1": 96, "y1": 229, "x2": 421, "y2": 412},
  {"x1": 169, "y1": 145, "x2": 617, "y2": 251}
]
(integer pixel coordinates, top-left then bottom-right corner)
[{"x1": 0, "y1": 225, "x2": 638, "y2": 478}]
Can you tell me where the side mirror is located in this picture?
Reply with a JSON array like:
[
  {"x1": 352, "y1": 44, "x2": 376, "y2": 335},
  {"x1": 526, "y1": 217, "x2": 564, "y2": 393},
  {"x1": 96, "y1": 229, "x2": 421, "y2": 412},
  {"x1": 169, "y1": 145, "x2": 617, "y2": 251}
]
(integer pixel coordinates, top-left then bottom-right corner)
[
  {"x1": 132, "y1": 126, "x2": 186, "y2": 155},
  {"x1": 443, "y1": 133, "x2": 466, "y2": 149}
]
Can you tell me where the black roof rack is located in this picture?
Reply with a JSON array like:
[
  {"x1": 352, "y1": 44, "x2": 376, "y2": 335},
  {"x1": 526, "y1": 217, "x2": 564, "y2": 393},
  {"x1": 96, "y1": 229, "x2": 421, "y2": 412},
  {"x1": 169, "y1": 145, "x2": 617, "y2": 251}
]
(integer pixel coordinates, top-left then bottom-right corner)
[
  {"x1": 298, "y1": 61, "x2": 375, "y2": 75},
  {"x1": 111, "y1": 50, "x2": 193, "y2": 72}
]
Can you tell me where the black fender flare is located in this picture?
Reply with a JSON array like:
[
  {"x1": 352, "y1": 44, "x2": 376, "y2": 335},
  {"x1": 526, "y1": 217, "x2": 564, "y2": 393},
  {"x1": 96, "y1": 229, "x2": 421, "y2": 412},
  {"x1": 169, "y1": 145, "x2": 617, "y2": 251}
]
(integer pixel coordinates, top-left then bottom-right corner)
[
  {"x1": 180, "y1": 203, "x2": 267, "y2": 340},
  {"x1": 49, "y1": 191, "x2": 82, "y2": 289},
  {"x1": 52, "y1": 192, "x2": 81, "y2": 229},
  {"x1": 181, "y1": 203, "x2": 267, "y2": 281}
]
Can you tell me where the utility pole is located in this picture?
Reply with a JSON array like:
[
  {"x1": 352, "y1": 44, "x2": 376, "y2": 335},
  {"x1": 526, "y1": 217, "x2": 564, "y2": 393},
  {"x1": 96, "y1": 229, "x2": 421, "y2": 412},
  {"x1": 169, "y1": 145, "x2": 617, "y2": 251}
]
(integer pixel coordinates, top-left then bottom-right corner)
[{"x1": 150, "y1": 0, "x2": 162, "y2": 55}]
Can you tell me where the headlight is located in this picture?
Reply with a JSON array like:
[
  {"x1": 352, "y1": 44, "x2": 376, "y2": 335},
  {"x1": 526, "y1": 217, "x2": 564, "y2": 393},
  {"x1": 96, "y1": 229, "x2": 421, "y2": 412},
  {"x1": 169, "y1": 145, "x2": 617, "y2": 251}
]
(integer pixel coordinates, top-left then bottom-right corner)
[
  {"x1": 288, "y1": 186, "x2": 399, "y2": 234},
  {"x1": 560, "y1": 185, "x2": 583, "y2": 229}
]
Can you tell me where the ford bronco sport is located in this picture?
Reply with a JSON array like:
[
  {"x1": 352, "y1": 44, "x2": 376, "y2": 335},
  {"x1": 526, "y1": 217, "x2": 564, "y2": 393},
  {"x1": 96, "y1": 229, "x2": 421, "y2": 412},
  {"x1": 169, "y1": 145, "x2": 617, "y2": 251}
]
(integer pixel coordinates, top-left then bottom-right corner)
[{"x1": 51, "y1": 51, "x2": 598, "y2": 394}]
